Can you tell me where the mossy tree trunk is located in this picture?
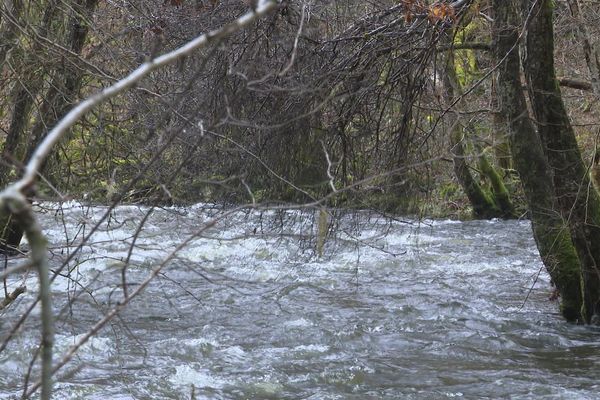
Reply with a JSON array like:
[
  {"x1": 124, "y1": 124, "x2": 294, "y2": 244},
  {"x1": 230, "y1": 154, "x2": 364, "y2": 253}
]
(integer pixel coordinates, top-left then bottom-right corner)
[
  {"x1": 439, "y1": 30, "x2": 514, "y2": 219},
  {"x1": 522, "y1": 0, "x2": 600, "y2": 322},
  {"x1": 449, "y1": 125, "x2": 500, "y2": 219},
  {"x1": 475, "y1": 143, "x2": 516, "y2": 218},
  {"x1": 492, "y1": 0, "x2": 584, "y2": 321}
]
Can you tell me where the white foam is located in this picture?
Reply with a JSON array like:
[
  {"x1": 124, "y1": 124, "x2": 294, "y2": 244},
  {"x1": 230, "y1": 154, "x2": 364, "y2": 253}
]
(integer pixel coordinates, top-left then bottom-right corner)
[
  {"x1": 284, "y1": 318, "x2": 313, "y2": 328},
  {"x1": 220, "y1": 345, "x2": 247, "y2": 363},
  {"x1": 292, "y1": 344, "x2": 328, "y2": 353},
  {"x1": 54, "y1": 334, "x2": 113, "y2": 359},
  {"x1": 168, "y1": 365, "x2": 224, "y2": 389}
]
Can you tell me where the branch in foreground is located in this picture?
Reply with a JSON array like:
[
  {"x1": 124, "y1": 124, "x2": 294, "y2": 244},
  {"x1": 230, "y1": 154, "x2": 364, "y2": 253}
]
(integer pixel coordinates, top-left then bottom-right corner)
[
  {"x1": 2, "y1": 191, "x2": 52, "y2": 400},
  {"x1": 0, "y1": 2, "x2": 279, "y2": 399},
  {"x1": 23, "y1": 208, "x2": 239, "y2": 398}
]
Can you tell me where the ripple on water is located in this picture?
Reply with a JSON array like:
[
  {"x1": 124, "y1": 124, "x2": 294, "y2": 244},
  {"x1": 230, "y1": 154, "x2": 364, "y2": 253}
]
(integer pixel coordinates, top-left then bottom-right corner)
[{"x1": 2, "y1": 207, "x2": 600, "y2": 399}]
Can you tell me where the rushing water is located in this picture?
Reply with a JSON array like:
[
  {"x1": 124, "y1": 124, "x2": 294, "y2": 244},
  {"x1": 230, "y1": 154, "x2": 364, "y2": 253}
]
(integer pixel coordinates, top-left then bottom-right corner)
[{"x1": 1, "y1": 203, "x2": 599, "y2": 399}]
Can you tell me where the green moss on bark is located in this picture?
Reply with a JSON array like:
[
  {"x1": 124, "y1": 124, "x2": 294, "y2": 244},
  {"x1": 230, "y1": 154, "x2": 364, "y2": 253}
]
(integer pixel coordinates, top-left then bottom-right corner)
[
  {"x1": 523, "y1": 0, "x2": 600, "y2": 322},
  {"x1": 493, "y1": 0, "x2": 585, "y2": 321}
]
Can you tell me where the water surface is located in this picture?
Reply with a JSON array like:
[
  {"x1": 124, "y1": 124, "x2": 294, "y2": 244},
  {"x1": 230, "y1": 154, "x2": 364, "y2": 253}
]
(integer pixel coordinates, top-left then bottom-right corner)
[{"x1": 1, "y1": 203, "x2": 599, "y2": 399}]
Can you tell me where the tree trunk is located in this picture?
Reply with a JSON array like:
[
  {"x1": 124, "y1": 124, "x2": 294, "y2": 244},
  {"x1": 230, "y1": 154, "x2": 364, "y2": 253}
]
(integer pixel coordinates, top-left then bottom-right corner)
[
  {"x1": 0, "y1": 0, "x2": 99, "y2": 254},
  {"x1": 0, "y1": 0, "x2": 24, "y2": 69},
  {"x1": 24, "y1": 0, "x2": 100, "y2": 163},
  {"x1": 440, "y1": 31, "x2": 512, "y2": 220},
  {"x1": 0, "y1": 4, "x2": 61, "y2": 253},
  {"x1": 475, "y1": 142, "x2": 515, "y2": 218},
  {"x1": 490, "y1": 73, "x2": 512, "y2": 170},
  {"x1": 522, "y1": 0, "x2": 600, "y2": 322},
  {"x1": 492, "y1": 0, "x2": 584, "y2": 321},
  {"x1": 449, "y1": 124, "x2": 501, "y2": 219}
]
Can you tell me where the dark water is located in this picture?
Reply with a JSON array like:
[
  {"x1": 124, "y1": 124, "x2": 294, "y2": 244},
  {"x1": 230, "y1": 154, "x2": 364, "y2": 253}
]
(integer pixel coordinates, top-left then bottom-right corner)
[{"x1": 1, "y1": 203, "x2": 599, "y2": 399}]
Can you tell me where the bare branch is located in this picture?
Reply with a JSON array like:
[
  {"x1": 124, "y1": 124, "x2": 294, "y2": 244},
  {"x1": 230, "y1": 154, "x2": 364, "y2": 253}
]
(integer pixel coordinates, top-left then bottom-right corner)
[
  {"x1": 0, "y1": 285, "x2": 26, "y2": 310},
  {"x1": 12, "y1": 0, "x2": 279, "y2": 193},
  {"x1": 23, "y1": 207, "x2": 243, "y2": 398},
  {"x1": 2, "y1": 191, "x2": 53, "y2": 400},
  {"x1": 0, "y1": 2, "x2": 280, "y2": 399}
]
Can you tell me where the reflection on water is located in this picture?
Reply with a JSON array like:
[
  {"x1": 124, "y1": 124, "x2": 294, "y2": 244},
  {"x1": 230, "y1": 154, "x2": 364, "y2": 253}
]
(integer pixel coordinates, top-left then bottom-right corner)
[{"x1": 1, "y1": 203, "x2": 599, "y2": 399}]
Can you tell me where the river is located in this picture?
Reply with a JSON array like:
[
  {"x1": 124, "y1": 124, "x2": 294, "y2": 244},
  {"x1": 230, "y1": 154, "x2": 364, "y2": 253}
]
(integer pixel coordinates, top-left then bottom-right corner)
[{"x1": 0, "y1": 202, "x2": 599, "y2": 399}]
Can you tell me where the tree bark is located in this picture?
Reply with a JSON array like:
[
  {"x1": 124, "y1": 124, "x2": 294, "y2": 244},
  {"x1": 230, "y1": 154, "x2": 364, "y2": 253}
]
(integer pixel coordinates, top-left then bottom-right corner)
[
  {"x1": 24, "y1": 0, "x2": 100, "y2": 163},
  {"x1": 440, "y1": 30, "x2": 513, "y2": 219},
  {"x1": 475, "y1": 142, "x2": 515, "y2": 218},
  {"x1": 522, "y1": 0, "x2": 600, "y2": 322},
  {"x1": 492, "y1": 0, "x2": 584, "y2": 321},
  {"x1": 0, "y1": 3, "x2": 61, "y2": 253},
  {"x1": 449, "y1": 123, "x2": 501, "y2": 219},
  {"x1": 0, "y1": 0, "x2": 99, "y2": 254},
  {"x1": 0, "y1": 0, "x2": 24, "y2": 69}
]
